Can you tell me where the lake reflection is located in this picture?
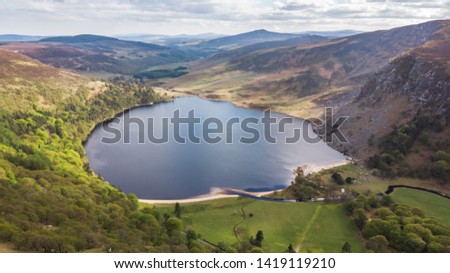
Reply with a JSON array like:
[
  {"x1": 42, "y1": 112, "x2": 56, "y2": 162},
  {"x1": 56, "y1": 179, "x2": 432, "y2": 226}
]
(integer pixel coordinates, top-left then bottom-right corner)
[{"x1": 85, "y1": 97, "x2": 346, "y2": 199}]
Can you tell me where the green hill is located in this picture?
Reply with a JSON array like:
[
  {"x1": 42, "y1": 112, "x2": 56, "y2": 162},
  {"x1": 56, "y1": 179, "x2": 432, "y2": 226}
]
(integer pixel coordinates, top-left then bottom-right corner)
[{"x1": 0, "y1": 50, "x2": 204, "y2": 252}]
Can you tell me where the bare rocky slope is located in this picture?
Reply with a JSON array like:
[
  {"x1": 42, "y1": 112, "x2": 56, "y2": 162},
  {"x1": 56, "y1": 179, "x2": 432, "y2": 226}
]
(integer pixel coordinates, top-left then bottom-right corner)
[{"x1": 331, "y1": 23, "x2": 450, "y2": 161}]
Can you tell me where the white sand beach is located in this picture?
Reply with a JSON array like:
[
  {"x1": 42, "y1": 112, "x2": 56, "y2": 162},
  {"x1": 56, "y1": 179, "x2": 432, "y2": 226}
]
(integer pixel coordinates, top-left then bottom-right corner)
[
  {"x1": 139, "y1": 159, "x2": 349, "y2": 204},
  {"x1": 303, "y1": 159, "x2": 350, "y2": 175}
]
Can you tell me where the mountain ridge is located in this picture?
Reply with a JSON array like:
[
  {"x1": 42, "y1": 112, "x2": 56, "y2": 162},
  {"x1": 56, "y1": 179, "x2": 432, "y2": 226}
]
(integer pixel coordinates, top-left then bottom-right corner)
[
  {"x1": 166, "y1": 20, "x2": 449, "y2": 116},
  {"x1": 0, "y1": 34, "x2": 48, "y2": 42},
  {"x1": 196, "y1": 29, "x2": 305, "y2": 50},
  {"x1": 0, "y1": 35, "x2": 195, "y2": 75}
]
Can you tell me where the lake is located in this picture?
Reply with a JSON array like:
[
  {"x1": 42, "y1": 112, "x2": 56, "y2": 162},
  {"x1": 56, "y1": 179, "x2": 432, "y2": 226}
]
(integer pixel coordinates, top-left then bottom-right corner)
[{"x1": 84, "y1": 97, "x2": 346, "y2": 199}]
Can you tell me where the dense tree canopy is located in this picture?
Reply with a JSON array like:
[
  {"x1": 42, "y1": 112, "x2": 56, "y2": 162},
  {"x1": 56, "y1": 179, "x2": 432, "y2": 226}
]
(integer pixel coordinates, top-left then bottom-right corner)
[
  {"x1": 367, "y1": 112, "x2": 450, "y2": 182},
  {"x1": 0, "y1": 80, "x2": 205, "y2": 252},
  {"x1": 347, "y1": 193, "x2": 450, "y2": 252}
]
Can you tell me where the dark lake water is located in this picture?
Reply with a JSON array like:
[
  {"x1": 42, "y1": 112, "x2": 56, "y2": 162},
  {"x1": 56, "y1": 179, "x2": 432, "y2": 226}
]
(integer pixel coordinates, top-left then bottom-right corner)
[{"x1": 84, "y1": 97, "x2": 346, "y2": 199}]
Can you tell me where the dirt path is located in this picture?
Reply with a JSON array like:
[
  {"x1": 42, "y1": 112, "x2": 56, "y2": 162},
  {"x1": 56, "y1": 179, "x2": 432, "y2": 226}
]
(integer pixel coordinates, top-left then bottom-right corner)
[
  {"x1": 233, "y1": 200, "x2": 256, "y2": 240},
  {"x1": 0, "y1": 243, "x2": 18, "y2": 253},
  {"x1": 295, "y1": 205, "x2": 322, "y2": 252}
]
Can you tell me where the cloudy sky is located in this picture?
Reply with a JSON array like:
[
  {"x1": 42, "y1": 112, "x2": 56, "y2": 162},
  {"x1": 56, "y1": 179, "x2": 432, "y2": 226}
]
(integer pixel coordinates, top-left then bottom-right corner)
[{"x1": 0, "y1": 0, "x2": 449, "y2": 35}]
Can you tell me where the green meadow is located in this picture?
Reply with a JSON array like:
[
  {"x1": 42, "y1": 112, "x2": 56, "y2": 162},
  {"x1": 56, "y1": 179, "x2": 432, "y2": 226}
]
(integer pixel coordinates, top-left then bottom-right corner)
[
  {"x1": 391, "y1": 188, "x2": 450, "y2": 226},
  {"x1": 154, "y1": 197, "x2": 364, "y2": 253}
]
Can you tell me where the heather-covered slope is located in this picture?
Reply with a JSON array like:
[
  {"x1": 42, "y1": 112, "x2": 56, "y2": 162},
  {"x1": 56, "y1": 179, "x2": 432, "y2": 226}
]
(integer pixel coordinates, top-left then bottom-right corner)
[{"x1": 0, "y1": 35, "x2": 196, "y2": 76}]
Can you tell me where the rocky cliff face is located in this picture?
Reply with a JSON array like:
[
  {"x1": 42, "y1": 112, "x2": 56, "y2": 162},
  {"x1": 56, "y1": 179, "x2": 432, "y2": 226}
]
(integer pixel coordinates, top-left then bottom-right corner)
[
  {"x1": 358, "y1": 53, "x2": 450, "y2": 113},
  {"x1": 332, "y1": 51, "x2": 450, "y2": 160}
]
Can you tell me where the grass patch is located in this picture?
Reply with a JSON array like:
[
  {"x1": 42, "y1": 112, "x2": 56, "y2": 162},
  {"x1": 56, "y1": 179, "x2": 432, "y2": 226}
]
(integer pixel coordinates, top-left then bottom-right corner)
[
  {"x1": 153, "y1": 198, "x2": 364, "y2": 253},
  {"x1": 299, "y1": 204, "x2": 364, "y2": 253},
  {"x1": 239, "y1": 201, "x2": 319, "y2": 252},
  {"x1": 154, "y1": 198, "x2": 252, "y2": 245},
  {"x1": 391, "y1": 188, "x2": 450, "y2": 226},
  {"x1": 134, "y1": 66, "x2": 189, "y2": 80}
]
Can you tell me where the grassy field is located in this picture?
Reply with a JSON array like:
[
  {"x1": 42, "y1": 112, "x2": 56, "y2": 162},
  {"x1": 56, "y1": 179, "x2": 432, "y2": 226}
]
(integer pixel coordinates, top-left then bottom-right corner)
[
  {"x1": 391, "y1": 188, "x2": 450, "y2": 226},
  {"x1": 237, "y1": 201, "x2": 320, "y2": 252},
  {"x1": 153, "y1": 197, "x2": 364, "y2": 253},
  {"x1": 154, "y1": 197, "x2": 252, "y2": 245},
  {"x1": 298, "y1": 204, "x2": 364, "y2": 253},
  {"x1": 181, "y1": 198, "x2": 250, "y2": 245}
]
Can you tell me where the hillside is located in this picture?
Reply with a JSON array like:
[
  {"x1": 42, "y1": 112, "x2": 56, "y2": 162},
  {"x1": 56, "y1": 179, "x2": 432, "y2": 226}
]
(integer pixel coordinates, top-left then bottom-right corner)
[
  {"x1": 0, "y1": 35, "x2": 196, "y2": 76},
  {"x1": 229, "y1": 21, "x2": 440, "y2": 77},
  {"x1": 336, "y1": 53, "x2": 450, "y2": 158},
  {"x1": 173, "y1": 29, "x2": 310, "y2": 58},
  {"x1": 330, "y1": 25, "x2": 450, "y2": 181},
  {"x1": 166, "y1": 20, "x2": 449, "y2": 118},
  {"x1": 0, "y1": 50, "x2": 205, "y2": 252},
  {"x1": 334, "y1": 22, "x2": 450, "y2": 153},
  {"x1": 0, "y1": 50, "x2": 101, "y2": 111},
  {"x1": 201, "y1": 35, "x2": 329, "y2": 67}
]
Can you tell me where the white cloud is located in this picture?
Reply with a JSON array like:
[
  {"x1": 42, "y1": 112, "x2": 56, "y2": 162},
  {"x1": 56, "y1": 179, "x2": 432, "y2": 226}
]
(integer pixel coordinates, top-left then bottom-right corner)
[{"x1": 0, "y1": 0, "x2": 448, "y2": 35}]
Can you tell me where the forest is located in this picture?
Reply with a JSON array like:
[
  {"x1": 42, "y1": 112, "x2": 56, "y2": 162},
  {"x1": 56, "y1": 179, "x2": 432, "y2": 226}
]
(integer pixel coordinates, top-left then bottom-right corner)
[{"x1": 0, "y1": 80, "x2": 208, "y2": 252}]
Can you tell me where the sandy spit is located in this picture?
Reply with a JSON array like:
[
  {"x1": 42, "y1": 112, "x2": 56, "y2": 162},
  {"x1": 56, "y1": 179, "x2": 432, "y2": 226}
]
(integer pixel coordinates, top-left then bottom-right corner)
[{"x1": 138, "y1": 160, "x2": 349, "y2": 204}]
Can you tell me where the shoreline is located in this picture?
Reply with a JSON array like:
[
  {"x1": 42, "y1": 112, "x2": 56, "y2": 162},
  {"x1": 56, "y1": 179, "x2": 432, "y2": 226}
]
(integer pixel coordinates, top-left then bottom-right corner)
[
  {"x1": 83, "y1": 86, "x2": 182, "y2": 146},
  {"x1": 303, "y1": 159, "x2": 350, "y2": 175},
  {"x1": 140, "y1": 194, "x2": 239, "y2": 204},
  {"x1": 81, "y1": 87, "x2": 350, "y2": 205},
  {"x1": 138, "y1": 160, "x2": 349, "y2": 204},
  {"x1": 139, "y1": 188, "x2": 277, "y2": 204}
]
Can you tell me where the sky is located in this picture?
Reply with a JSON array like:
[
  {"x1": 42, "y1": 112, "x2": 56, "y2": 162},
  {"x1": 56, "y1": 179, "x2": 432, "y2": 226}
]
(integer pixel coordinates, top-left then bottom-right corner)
[{"x1": 0, "y1": 0, "x2": 449, "y2": 36}]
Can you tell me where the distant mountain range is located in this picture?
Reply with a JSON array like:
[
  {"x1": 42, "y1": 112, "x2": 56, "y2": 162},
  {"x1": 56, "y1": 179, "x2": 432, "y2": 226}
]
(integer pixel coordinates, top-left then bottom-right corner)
[
  {"x1": 0, "y1": 34, "x2": 49, "y2": 42},
  {"x1": 0, "y1": 30, "x2": 337, "y2": 74},
  {"x1": 0, "y1": 29, "x2": 359, "y2": 44},
  {"x1": 175, "y1": 20, "x2": 447, "y2": 97},
  {"x1": 0, "y1": 34, "x2": 196, "y2": 75},
  {"x1": 195, "y1": 29, "x2": 305, "y2": 50},
  {"x1": 196, "y1": 35, "x2": 329, "y2": 69},
  {"x1": 116, "y1": 33, "x2": 225, "y2": 46},
  {"x1": 297, "y1": 30, "x2": 362, "y2": 37},
  {"x1": 175, "y1": 29, "x2": 323, "y2": 58}
]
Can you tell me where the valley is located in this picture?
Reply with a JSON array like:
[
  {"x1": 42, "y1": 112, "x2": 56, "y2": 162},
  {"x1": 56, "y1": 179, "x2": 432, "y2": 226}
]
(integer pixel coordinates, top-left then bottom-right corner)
[{"x1": 0, "y1": 18, "x2": 449, "y2": 254}]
